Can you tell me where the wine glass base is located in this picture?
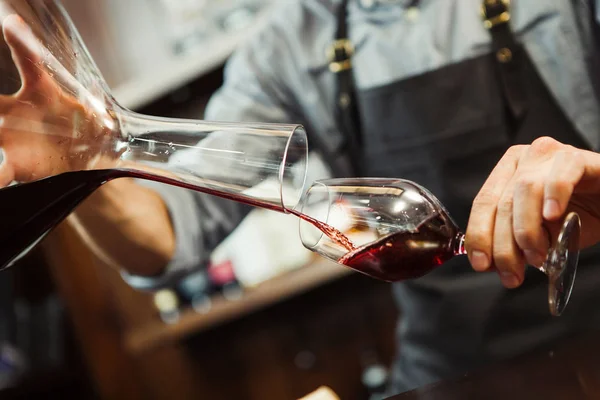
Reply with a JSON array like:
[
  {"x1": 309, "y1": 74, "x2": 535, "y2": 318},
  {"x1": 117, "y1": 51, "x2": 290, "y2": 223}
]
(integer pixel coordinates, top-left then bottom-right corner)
[{"x1": 547, "y1": 212, "x2": 580, "y2": 317}]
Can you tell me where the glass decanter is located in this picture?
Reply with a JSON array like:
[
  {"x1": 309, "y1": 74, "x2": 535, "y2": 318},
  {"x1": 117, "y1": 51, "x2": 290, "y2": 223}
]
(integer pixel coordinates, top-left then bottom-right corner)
[{"x1": 0, "y1": 1, "x2": 307, "y2": 269}]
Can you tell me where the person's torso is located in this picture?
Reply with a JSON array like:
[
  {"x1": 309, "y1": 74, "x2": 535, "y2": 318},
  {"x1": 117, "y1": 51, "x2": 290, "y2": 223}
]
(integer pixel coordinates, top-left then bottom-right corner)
[{"x1": 251, "y1": 0, "x2": 600, "y2": 392}]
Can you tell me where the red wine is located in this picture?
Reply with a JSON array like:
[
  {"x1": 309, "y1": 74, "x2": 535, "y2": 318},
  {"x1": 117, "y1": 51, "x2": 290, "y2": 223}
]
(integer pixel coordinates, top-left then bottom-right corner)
[
  {"x1": 338, "y1": 214, "x2": 460, "y2": 282},
  {"x1": 0, "y1": 168, "x2": 297, "y2": 271},
  {"x1": 289, "y1": 210, "x2": 356, "y2": 252},
  {"x1": 0, "y1": 169, "x2": 121, "y2": 270}
]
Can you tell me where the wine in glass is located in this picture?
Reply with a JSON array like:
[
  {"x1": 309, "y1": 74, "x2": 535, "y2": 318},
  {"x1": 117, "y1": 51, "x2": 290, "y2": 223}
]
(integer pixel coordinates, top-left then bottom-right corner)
[{"x1": 298, "y1": 178, "x2": 580, "y2": 317}]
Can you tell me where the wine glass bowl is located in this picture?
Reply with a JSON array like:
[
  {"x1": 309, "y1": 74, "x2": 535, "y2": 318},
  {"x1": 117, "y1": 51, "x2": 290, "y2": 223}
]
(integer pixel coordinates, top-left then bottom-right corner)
[
  {"x1": 299, "y1": 178, "x2": 463, "y2": 282},
  {"x1": 299, "y1": 178, "x2": 580, "y2": 316}
]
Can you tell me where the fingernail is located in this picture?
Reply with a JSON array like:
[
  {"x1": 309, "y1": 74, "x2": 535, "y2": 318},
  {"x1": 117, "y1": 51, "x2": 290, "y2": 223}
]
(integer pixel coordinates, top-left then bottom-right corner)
[
  {"x1": 543, "y1": 199, "x2": 560, "y2": 219},
  {"x1": 523, "y1": 249, "x2": 545, "y2": 267},
  {"x1": 471, "y1": 251, "x2": 489, "y2": 271},
  {"x1": 500, "y1": 272, "x2": 520, "y2": 288}
]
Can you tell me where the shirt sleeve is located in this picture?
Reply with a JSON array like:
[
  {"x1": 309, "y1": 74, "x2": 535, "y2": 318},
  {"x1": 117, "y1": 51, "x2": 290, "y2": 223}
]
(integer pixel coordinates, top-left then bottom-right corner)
[{"x1": 121, "y1": 13, "x2": 303, "y2": 291}]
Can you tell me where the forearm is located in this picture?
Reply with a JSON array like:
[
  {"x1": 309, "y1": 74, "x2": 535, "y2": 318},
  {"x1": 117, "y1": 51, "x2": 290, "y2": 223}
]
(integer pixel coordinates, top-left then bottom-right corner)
[{"x1": 67, "y1": 178, "x2": 175, "y2": 277}]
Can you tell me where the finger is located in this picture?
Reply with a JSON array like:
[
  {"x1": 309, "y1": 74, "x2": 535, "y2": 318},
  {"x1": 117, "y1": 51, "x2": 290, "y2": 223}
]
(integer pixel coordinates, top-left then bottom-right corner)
[
  {"x1": 513, "y1": 172, "x2": 549, "y2": 267},
  {"x1": 493, "y1": 183, "x2": 526, "y2": 288},
  {"x1": 2, "y1": 14, "x2": 44, "y2": 88},
  {"x1": 543, "y1": 150, "x2": 586, "y2": 221},
  {"x1": 466, "y1": 145, "x2": 525, "y2": 272}
]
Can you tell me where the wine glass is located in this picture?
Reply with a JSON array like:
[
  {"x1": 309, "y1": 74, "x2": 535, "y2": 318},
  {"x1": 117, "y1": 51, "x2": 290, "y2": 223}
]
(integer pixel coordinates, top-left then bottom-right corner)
[{"x1": 298, "y1": 178, "x2": 580, "y2": 317}]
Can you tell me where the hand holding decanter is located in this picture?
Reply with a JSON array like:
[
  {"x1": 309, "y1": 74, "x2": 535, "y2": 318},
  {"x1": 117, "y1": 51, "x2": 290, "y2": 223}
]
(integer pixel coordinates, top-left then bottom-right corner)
[{"x1": 0, "y1": 14, "x2": 118, "y2": 185}]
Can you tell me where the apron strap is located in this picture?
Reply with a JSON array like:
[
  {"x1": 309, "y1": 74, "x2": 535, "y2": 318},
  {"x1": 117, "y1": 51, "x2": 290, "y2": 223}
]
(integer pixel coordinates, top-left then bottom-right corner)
[
  {"x1": 329, "y1": 0, "x2": 364, "y2": 175},
  {"x1": 330, "y1": 0, "x2": 529, "y2": 160},
  {"x1": 482, "y1": 0, "x2": 529, "y2": 132},
  {"x1": 587, "y1": 0, "x2": 600, "y2": 105}
]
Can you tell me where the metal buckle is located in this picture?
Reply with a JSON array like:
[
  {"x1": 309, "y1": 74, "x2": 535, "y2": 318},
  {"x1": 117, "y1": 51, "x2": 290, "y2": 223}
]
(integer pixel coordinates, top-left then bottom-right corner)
[
  {"x1": 481, "y1": 0, "x2": 510, "y2": 29},
  {"x1": 327, "y1": 39, "x2": 354, "y2": 73}
]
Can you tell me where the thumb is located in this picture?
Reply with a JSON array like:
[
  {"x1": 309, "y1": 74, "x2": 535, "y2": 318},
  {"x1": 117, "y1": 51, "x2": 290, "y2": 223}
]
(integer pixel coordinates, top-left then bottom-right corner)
[{"x1": 2, "y1": 14, "x2": 44, "y2": 90}]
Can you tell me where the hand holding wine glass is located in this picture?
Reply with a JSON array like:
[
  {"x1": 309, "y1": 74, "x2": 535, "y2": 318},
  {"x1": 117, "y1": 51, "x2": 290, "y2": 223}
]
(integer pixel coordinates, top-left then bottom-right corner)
[
  {"x1": 297, "y1": 145, "x2": 588, "y2": 316},
  {"x1": 0, "y1": 14, "x2": 116, "y2": 186},
  {"x1": 465, "y1": 137, "x2": 600, "y2": 287}
]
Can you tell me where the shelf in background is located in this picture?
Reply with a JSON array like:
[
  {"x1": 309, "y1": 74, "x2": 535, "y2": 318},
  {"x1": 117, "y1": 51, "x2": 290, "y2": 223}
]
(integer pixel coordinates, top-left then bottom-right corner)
[
  {"x1": 112, "y1": 9, "x2": 274, "y2": 111},
  {"x1": 125, "y1": 259, "x2": 352, "y2": 355}
]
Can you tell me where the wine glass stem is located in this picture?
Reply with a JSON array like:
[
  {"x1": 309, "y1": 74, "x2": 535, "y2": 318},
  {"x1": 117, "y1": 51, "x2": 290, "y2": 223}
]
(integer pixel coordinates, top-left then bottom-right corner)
[
  {"x1": 456, "y1": 231, "x2": 556, "y2": 276},
  {"x1": 454, "y1": 233, "x2": 467, "y2": 256},
  {"x1": 538, "y1": 254, "x2": 556, "y2": 277}
]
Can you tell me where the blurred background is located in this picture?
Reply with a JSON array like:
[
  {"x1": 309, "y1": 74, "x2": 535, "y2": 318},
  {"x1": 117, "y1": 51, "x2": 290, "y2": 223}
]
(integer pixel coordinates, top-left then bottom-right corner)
[{"x1": 0, "y1": 1, "x2": 399, "y2": 399}]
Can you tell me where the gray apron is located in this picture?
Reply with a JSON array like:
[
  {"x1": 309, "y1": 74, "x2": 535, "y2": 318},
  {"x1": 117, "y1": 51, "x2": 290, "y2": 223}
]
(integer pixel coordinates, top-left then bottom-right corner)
[{"x1": 328, "y1": 0, "x2": 600, "y2": 394}]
